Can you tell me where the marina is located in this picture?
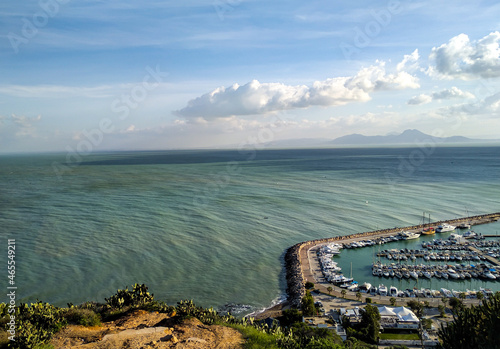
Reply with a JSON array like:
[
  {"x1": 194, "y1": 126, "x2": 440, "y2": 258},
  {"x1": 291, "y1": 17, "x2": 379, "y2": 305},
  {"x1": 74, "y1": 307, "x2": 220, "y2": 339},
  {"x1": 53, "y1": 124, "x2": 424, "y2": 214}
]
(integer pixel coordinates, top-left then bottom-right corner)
[
  {"x1": 324, "y1": 222, "x2": 500, "y2": 300},
  {"x1": 286, "y1": 212, "x2": 500, "y2": 307}
]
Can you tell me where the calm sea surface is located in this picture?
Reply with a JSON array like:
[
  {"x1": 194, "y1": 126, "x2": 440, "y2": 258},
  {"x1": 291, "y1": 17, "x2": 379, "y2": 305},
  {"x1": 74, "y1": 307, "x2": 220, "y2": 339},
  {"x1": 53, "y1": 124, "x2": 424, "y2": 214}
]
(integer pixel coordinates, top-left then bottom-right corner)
[{"x1": 1, "y1": 146, "x2": 499, "y2": 312}]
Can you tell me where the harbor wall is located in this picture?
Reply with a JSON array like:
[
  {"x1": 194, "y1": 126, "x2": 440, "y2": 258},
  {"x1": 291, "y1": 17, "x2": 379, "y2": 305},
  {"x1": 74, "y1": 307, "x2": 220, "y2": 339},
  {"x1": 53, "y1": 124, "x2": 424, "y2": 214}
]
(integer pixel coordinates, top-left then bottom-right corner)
[{"x1": 284, "y1": 212, "x2": 500, "y2": 307}]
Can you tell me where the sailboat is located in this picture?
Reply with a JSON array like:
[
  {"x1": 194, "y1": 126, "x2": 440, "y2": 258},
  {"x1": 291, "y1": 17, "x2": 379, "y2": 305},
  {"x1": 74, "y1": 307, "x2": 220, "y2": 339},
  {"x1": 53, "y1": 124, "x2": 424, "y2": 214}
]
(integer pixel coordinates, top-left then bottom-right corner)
[{"x1": 421, "y1": 212, "x2": 435, "y2": 235}]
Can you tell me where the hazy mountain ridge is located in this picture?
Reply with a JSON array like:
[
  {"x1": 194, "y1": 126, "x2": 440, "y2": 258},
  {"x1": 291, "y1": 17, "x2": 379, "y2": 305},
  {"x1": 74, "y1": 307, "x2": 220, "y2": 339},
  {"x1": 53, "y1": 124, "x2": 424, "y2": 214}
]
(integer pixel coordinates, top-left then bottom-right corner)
[
  {"x1": 330, "y1": 129, "x2": 476, "y2": 145},
  {"x1": 262, "y1": 129, "x2": 497, "y2": 148}
]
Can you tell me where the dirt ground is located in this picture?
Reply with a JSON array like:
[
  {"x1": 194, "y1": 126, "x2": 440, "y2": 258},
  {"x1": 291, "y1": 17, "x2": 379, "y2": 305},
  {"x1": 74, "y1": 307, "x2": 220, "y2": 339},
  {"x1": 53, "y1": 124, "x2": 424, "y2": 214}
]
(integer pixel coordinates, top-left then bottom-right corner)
[{"x1": 50, "y1": 310, "x2": 244, "y2": 349}]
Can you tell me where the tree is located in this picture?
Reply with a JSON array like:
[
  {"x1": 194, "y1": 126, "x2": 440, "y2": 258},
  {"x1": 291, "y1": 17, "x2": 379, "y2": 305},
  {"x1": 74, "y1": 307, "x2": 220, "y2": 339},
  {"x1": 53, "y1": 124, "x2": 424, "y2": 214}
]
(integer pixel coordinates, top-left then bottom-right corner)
[
  {"x1": 476, "y1": 291, "x2": 484, "y2": 303},
  {"x1": 407, "y1": 300, "x2": 424, "y2": 318},
  {"x1": 359, "y1": 304, "x2": 381, "y2": 344},
  {"x1": 301, "y1": 291, "x2": 316, "y2": 316},
  {"x1": 327, "y1": 286, "x2": 333, "y2": 295},
  {"x1": 390, "y1": 297, "x2": 397, "y2": 306},
  {"x1": 305, "y1": 281, "x2": 315, "y2": 290},
  {"x1": 438, "y1": 304, "x2": 446, "y2": 318},
  {"x1": 438, "y1": 293, "x2": 500, "y2": 349},
  {"x1": 441, "y1": 296, "x2": 448, "y2": 307},
  {"x1": 280, "y1": 308, "x2": 303, "y2": 327},
  {"x1": 459, "y1": 292, "x2": 466, "y2": 301},
  {"x1": 356, "y1": 292, "x2": 362, "y2": 302},
  {"x1": 448, "y1": 297, "x2": 464, "y2": 314},
  {"x1": 421, "y1": 317, "x2": 433, "y2": 330},
  {"x1": 341, "y1": 289, "x2": 347, "y2": 299},
  {"x1": 291, "y1": 322, "x2": 343, "y2": 348}
]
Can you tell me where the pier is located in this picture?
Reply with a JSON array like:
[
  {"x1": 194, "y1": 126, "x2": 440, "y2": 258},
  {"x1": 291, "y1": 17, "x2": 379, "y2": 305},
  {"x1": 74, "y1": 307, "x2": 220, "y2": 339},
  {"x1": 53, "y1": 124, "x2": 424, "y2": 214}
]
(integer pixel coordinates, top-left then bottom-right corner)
[
  {"x1": 285, "y1": 212, "x2": 500, "y2": 307},
  {"x1": 467, "y1": 245, "x2": 500, "y2": 266}
]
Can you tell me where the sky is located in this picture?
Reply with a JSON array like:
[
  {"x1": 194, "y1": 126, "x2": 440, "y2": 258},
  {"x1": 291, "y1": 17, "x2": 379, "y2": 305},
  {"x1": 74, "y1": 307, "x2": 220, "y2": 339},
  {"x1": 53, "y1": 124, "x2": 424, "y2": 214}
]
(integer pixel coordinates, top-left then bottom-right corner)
[{"x1": 1, "y1": 0, "x2": 500, "y2": 153}]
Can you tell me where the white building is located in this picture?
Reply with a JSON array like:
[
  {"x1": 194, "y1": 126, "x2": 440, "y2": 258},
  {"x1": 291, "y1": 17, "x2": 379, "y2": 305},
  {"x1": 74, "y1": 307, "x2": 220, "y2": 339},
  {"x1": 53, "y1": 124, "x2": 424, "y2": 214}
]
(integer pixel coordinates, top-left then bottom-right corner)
[{"x1": 378, "y1": 306, "x2": 420, "y2": 329}]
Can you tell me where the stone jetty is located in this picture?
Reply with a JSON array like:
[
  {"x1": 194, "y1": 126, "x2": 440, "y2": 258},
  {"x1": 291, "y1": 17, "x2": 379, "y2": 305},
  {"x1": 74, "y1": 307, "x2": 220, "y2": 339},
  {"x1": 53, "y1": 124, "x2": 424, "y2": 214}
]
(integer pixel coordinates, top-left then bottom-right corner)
[{"x1": 284, "y1": 212, "x2": 500, "y2": 307}]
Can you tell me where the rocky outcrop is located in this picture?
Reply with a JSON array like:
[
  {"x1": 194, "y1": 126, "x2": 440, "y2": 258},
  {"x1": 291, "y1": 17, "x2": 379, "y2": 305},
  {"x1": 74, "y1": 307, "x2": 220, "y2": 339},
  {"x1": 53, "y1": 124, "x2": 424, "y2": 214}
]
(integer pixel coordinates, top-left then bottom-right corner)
[
  {"x1": 284, "y1": 243, "x2": 305, "y2": 308},
  {"x1": 50, "y1": 310, "x2": 243, "y2": 349}
]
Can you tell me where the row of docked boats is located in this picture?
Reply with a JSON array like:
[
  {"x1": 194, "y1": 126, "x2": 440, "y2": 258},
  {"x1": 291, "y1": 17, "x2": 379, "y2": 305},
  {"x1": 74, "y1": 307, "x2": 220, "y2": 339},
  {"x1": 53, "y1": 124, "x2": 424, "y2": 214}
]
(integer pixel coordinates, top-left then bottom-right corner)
[
  {"x1": 422, "y1": 238, "x2": 500, "y2": 250},
  {"x1": 355, "y1": 282, "x2": 494, "y2": 300},
  {"x1": 342, "y1": 225, "x2": 481, "y2": 250},
  {"x1": 378, "y1": 249, "x2": 485, "y2": 262},
  {"x1": 372, "y1": 261, "x2": 499, "y2": 280},
  {"x1": 317, "y1": 243, "x2": 350, "y2": 284}
]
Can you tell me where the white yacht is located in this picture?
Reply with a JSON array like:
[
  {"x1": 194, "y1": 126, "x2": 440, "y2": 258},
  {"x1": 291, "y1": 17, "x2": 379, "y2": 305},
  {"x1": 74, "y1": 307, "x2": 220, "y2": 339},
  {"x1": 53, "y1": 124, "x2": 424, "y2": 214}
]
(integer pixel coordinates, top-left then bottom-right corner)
[
  {"x1": 484, "y1": 271, "x2": 496, "y2": 280},
  {"x1": 440, "y1": 288, "x2": 453, "y2": 298},
  {"x1": 448, "y1": 269, "x2": 460, "y2": 279},
  {"x1": 401, "y1": 231, "x2": 421, "y2": 240},
  {"x1": 378, "y1": 284, "x2": 388, "y2": 296},
  {"x1": 360, "y1": 282, "x2": 372, "y2": 293},
  {"x1": 389, "y1": 286, "x2": 398, "y2": 297},
  {"x1": 436, "y1": 223, "x2": 456, "y2": 233}
]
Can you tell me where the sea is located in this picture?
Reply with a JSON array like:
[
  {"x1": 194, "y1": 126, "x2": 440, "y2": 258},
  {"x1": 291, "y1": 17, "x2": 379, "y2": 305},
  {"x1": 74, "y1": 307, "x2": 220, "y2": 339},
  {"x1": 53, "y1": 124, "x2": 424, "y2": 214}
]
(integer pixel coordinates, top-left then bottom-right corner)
[{"x1": 1, "y1": 146, "x2": 500, "y2": 313}]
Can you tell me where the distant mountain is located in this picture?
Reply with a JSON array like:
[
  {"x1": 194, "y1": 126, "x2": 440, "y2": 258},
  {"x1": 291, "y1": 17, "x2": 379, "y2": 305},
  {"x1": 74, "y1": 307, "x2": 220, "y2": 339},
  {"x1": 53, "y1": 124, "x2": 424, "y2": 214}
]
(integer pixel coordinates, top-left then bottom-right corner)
[
  {"x1": 330, "y1": 129, "x2": 480, "y2": 145},
  {"x1": 256, "y1": 129, "x2": 497, "y2": 149}
]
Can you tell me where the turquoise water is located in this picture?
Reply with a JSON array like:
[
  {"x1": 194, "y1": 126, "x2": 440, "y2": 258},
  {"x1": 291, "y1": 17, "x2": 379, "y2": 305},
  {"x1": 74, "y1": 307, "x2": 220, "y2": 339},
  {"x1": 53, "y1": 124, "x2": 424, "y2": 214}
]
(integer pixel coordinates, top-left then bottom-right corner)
[{"x1": 1, "y1": 146, "x2": 499, "y2": 312}]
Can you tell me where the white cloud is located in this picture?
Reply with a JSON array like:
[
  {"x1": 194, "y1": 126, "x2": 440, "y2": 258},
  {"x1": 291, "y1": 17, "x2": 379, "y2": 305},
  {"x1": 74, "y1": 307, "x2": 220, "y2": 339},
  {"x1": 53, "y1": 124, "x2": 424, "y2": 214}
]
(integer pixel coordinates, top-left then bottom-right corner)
[
  {"x1": 397, "y1": 49, "x2": 420, "y2": 72},
  {"x1": 408, "y1": 87, "x2": 475, "y2": 105},
  {"x1": 429, "y1": 31, "x2": 500, "y2": 79},
  {"x1": 8, "y1": 114, "x2": 42, "y2": 137},
  {"x1": 408, "y1": 94, "x2": 433, "y2": 105},
  {"x1": 175, "y1": 59, "x2": 419, "y2": 119},
  {"x1": 437, "y1": 91, "x2": 500, "y2": 116}
]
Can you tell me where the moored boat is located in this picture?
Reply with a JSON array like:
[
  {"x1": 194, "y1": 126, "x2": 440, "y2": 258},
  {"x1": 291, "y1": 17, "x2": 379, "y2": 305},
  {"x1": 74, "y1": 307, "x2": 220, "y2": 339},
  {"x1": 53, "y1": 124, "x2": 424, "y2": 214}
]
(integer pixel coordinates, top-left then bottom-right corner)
[
  {"x1": 378, "y1": 284, "x2": 388, "y2": 296},
  {"x1": 421, "y1": 227, "x2": 435, "y2": 235},
  {"x1": 401, "y1": 231, "x2": 421, "y2": 240},
  {"x1": 436, "y1": 223, "x2": 456, "y2": 233}
]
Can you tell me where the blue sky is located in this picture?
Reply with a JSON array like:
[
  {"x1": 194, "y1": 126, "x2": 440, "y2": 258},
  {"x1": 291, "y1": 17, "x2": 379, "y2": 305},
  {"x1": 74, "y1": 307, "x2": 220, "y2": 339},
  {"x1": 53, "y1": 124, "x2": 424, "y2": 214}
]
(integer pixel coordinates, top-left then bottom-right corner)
[{"x1": 1, "y1": 0, "x2": 500, "y2": 152}]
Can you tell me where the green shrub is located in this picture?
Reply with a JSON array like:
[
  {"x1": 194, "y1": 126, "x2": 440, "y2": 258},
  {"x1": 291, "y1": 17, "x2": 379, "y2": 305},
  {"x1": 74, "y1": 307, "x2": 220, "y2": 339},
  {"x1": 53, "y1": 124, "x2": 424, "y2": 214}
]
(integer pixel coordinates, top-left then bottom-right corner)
[
  {"x1": 8, "y1": 302, "x2": 66, "y2": 349},
  {"x1": 142, "y1": 300, "x2": 175, "y2": 314},
  {"x1": 301, "y1": 291, "x2": 316, "y2": 316},
  {"x1": 175, "y1": 300, "x2": 233, "y2": 325},
  {"x1": 279, "y1": 309, "x2": 303, "y2": 327},
  {"x1": 64, "y1": 308, "x2": 101, "y2": 327},
  {"x1": 305, "y1": 282, "x2": 315, "y2": 290},
  {"x1": 105, "y1": 283, "x2": 154, "y2": 310},
  {"x1": 228, "y1": 324, "x2": 280, "y2": 349}
]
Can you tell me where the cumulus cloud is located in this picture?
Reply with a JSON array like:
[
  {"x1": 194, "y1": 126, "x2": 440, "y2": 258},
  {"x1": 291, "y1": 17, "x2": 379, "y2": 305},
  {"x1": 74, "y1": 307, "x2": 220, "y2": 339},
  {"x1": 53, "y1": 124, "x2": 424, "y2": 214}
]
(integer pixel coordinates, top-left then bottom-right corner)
[
  {"x1": 11, "y1": 114, "x2": 42, "y2": 136},
  {"x1": 428, "y1": 31, "x2": 500, "y2": 79},
  {"x1": 437, "y1": 91, "x2": 500, "y2": 116},
  {"x1": 408, "y1": 87, "x2": 475, "y2": 105},
  {"x1": 175, "y1": 59, "x2": 419, "y2": 119},
  {"x1": 408, "y1": 94, "x2": 433, "y2": 105},
  {"x1": 0, "y1": 114, "x2": 43, "y2": 137},
  {"x1": 397, "y1": 49, "x2": 420, "y2": 72}
]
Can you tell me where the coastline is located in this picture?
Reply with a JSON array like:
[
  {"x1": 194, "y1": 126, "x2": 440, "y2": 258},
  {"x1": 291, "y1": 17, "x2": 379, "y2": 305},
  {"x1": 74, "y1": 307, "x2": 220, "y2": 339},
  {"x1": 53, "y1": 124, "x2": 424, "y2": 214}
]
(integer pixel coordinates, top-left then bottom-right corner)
[
  {"x1": 246, "y1": 294, "x2": 289, "y2": 320},
  {"x1": 250, "y1": 300, "x2": 290, "y2": 320},
  {"x1": 284, "y1": 212, "x2": 500, "y2": 307}
]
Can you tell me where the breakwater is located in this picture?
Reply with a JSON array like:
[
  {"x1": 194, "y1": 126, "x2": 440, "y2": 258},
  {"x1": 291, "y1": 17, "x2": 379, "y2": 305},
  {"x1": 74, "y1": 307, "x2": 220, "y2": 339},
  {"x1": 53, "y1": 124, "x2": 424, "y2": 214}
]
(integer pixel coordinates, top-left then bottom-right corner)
[{"x1": 284, "y1": 212, "x2": 500, "y2": 307}]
